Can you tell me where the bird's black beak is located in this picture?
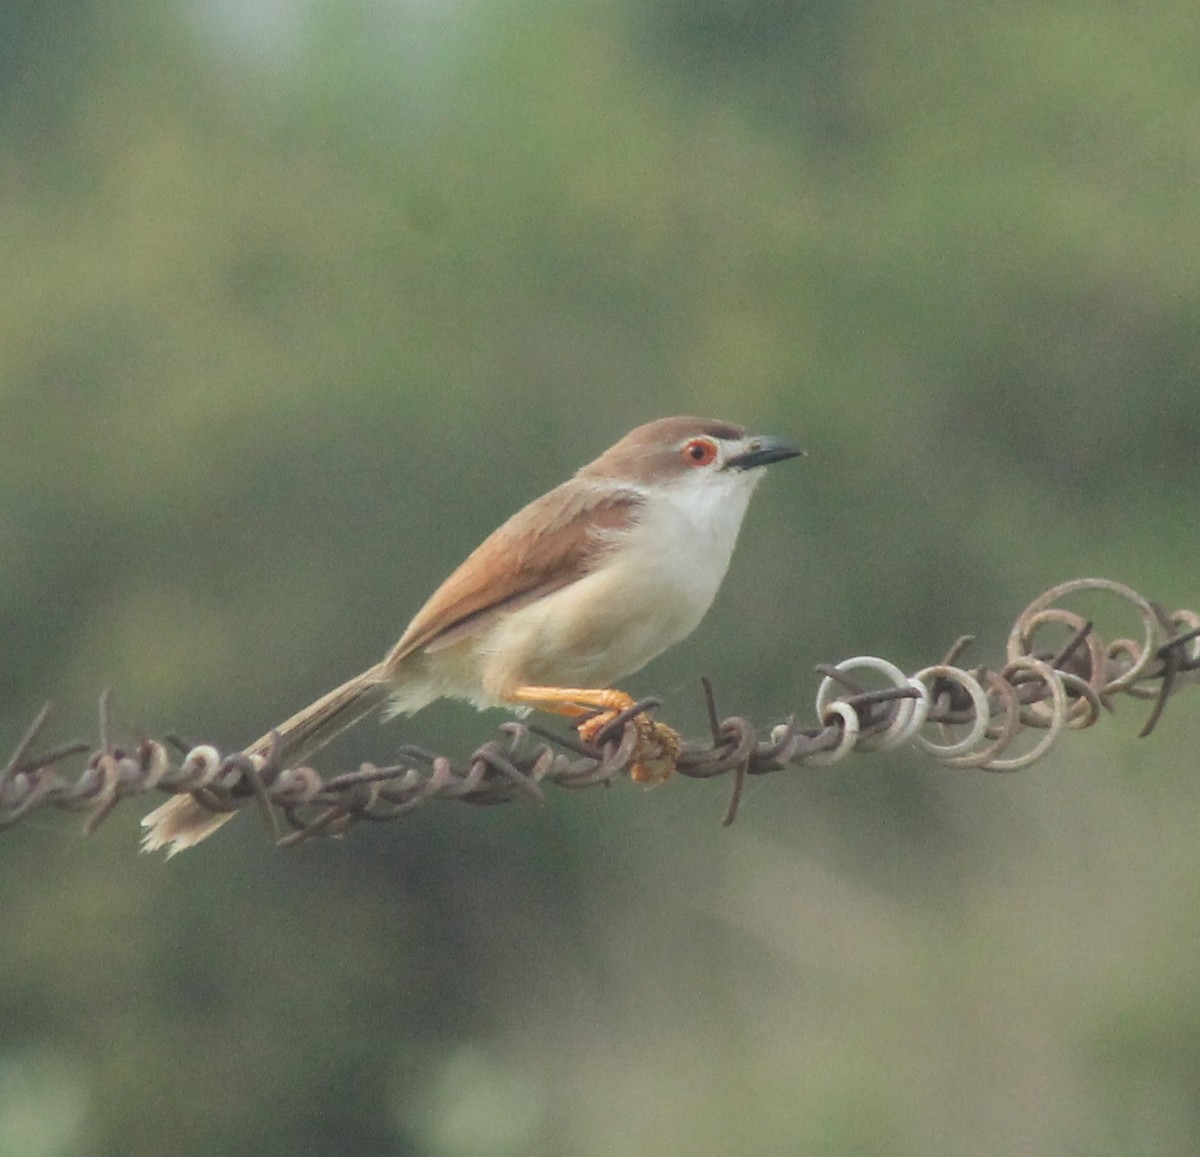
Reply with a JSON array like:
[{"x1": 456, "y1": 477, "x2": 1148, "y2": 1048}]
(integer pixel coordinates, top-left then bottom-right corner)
[{"x1": 726, "y1": 434, "x2": 805, "y2": 471}]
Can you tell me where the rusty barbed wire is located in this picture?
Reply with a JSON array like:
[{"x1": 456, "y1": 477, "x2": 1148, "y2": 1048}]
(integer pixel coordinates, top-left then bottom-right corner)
[{"x1": 1, "y1": 578, "x2": 1197, "y2": 847}]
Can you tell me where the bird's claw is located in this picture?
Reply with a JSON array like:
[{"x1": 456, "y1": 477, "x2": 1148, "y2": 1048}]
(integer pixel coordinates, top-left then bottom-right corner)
[{"x1": 577, "y1": 704, "x2": 681, "y2": 786}]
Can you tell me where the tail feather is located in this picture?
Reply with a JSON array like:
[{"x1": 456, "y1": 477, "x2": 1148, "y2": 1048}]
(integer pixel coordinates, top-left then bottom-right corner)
[
  {"x1": 243, "y1": 663, "x2": 394, "y2": 766},
  {"x1": 141, "y1": 663, "x2": 393, "y2": 855}
]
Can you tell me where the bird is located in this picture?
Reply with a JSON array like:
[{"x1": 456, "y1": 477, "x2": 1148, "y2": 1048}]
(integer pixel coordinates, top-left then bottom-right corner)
[{"x1": 141, "y1": 416, "x2": 802, "y2": 854}]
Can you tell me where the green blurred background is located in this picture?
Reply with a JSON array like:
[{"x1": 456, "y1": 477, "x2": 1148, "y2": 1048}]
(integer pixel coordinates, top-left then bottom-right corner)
[{"x1": 3, "y1": 0, "x2": 1199, "y2": 1153}]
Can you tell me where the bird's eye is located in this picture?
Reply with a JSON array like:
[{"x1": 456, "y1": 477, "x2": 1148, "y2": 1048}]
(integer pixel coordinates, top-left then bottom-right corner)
[{"x1": 681, "y1": 438, "x2": 719, "y2": 467}]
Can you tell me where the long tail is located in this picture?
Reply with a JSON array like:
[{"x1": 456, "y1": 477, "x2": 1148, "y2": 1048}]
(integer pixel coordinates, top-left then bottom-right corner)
[{"x1": 140, "y1": 662, "x2": 393, "y2": 856}]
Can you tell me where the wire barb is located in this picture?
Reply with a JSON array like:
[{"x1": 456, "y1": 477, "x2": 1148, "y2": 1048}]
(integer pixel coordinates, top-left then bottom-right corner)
[{"x1": 1, "y1": 578, "x2": 1196, "y2": 846}]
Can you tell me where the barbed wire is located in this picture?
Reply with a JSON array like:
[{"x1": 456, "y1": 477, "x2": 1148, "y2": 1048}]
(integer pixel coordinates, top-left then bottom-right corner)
[{"x1": 2, "y1": 578, "x2": 1197, "y2": 848}]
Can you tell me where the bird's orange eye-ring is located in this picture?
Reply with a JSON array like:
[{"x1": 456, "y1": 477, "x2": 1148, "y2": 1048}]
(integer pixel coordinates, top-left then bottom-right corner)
[{"x1": 681, "y1": 437, "x2": 719, "y2": 467}]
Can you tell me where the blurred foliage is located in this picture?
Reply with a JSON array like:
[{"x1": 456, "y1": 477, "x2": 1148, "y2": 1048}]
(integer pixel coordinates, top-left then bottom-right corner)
[{"x1": 2, "y1": 0, "x2": 1200, "y2": 1153}]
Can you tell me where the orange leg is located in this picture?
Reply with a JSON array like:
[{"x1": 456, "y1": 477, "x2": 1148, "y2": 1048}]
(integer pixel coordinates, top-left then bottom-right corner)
[{"x1": 508, "y1": 685, "x2": 681, "y2": 785}]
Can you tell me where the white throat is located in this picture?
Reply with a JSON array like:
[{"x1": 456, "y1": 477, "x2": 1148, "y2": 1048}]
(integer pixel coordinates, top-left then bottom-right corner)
[{"x1": 640, "y1": 468, "x2": 762, "y2": 608}]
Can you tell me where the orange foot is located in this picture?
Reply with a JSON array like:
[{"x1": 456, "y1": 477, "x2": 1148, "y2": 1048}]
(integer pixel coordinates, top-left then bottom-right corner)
[{"x1": 509, "y1": 685, "x2": 681, "y2": 785}]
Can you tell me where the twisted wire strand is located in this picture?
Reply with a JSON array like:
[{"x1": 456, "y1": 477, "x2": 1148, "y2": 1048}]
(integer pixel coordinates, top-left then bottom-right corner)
[{"x1": 1, "y1": 578, "x2": 1196, "y2": 846}]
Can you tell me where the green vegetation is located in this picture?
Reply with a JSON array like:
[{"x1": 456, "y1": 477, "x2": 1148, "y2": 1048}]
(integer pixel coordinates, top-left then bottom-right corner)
[{"x1": 2, "y1": 0, "x2": 1199, "y2": 1153}]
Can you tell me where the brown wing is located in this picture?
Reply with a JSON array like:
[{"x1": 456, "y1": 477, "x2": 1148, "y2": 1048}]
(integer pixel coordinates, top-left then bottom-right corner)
[{"x1": 385, "y1": 483, "x2": 644, "y2": 666}]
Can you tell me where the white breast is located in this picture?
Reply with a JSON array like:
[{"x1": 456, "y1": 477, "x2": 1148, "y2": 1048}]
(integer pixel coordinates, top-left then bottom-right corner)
[{"x1": 474, "y1": 467, "x2": 764, "y2": 698}]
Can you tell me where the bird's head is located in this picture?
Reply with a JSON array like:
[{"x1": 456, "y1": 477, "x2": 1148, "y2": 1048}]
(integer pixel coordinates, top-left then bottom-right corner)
[{"x1": 583, "y1": 415, "x2": 802, "y2": 494}]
